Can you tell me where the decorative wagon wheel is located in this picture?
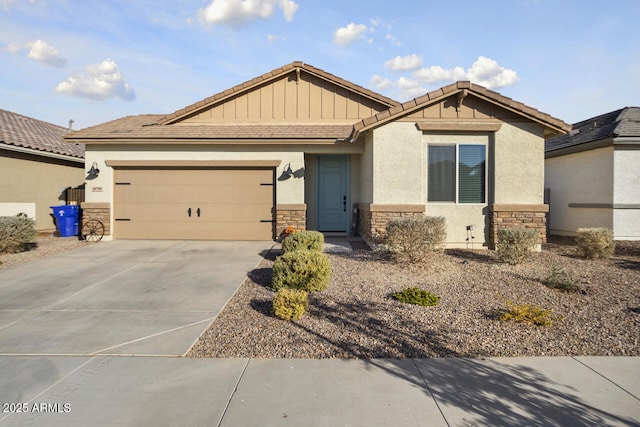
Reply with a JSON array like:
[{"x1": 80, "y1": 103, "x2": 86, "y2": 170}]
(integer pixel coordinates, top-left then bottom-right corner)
[{"x1": 82, "y1": 219, "x2": 105, "y2": 242}]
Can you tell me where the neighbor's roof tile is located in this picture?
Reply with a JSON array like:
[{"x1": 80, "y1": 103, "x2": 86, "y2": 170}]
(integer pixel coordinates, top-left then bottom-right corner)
[
  {"x1": 0, "y1": 109, "x2": 84, "y2": 159},
  {"x1": 546, "y1": 107, "x2": 640, "y2": 152}
]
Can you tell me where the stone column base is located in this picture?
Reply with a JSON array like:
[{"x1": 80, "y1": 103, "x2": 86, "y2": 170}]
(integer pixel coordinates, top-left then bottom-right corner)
[
  {"x1": 276, "y1": 204, "x2": 306, "y2": 241},
  {"x1": 490, "y1": 204, "x2": 548, "y2": 249},
  {"x1": 80, "y1": 202, "x2": 111, "y2": 236},
  {"x1": 357, "y1": 204, "x2": 425, "y2": 247}
]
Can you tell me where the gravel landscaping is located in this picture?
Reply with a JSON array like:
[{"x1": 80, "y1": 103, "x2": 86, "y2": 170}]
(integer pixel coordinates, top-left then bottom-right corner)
[
  {"x1": 0, "y1": 234, "x2": 89, "y2": 270},
  {"x1": 188, "y1": 237, "x2": 640, "y2": 359}
]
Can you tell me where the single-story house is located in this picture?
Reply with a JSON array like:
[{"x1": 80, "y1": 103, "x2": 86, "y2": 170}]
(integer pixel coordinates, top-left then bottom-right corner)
[
  {"x1": 0, "y1": 109, "x2": 85, "y2": 231},
  {"x1": 545, "y1": 107, "x2": 640, "y2": 240},
  {"x1": 65, "y1": 61, "x2": 570, "y2": 247}
]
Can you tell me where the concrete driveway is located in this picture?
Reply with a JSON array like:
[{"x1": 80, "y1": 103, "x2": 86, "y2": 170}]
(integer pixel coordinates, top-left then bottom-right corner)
[{"x1": 0, "y1": 240, "x2": 273, "y2": 356}]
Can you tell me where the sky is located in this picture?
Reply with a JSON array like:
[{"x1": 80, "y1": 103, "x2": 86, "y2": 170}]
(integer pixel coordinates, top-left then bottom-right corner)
[{"x1": 1, "y1": 0, "x2": 639, "y2": 130}]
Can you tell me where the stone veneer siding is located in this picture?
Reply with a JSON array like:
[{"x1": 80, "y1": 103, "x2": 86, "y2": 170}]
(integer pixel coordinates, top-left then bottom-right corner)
[
  {"x1": 357, "y1": 204, "x2": 425, "y2": 246},
  {"x1": 490, "y1": 204, "x2": 548, "y2": 249},
  {"x1": 80, "y1": 202, "x2": 111, "y2": 236},
  {"x1": 276, "y1": 204, "x2": 306, "y2": 241}
]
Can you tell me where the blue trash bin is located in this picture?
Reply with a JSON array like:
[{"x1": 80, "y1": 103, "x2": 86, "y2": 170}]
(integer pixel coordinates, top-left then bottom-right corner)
[{"x1": 50, "y1": 205, "x2": 79, "y2": 237}]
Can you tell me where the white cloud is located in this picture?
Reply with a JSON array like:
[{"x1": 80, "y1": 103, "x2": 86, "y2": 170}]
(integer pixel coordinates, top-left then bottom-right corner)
[
  {"x1": 396, "y1": 76, "x2": 426, "y2": 99},
  {"x1": 278, "y1": 0, "x2": 298, "y2": 21},
  {"x1": 2, "y1": 42, "x2": 22, "y2": 53},
  {"x1": 333, "y1": 22, "x2": 368, "y2": 46},
  {"x1": 413, "y1": 56, "x2": 519, "y2": 89},
  {"x1": 2, "y1": 39, "x2": 66, "y2": 67},
  {"x1": 414, "y1": 65, "x2": 466, "y2": 84},
  {"x1": 385, "y1": 54, "x2": 422, "y2": 72},
  {"x1": 26, "y1": 39, "x2": 66, "y2": 67},
  {"x1": 466, "y1": 56, "x2": 519, "y2": 88},
  {"x1": 370, "y1": 74, "x2": 393, "y2": 91},
  {"x1": 369, "y1": 56, "x2": 520, "y2": 101},
  {"x1": 199, "y1": 0, "x2": 298, "y2": 27},
  {"x1": 385, "y1": 34, "x2": 402, "y2": 47},
  {"x1": 55, "y1": 59, "x2": 136, "y2": 101},
  {"x1": 267, "y1": 33, "x2": 286, "y2": 43}
]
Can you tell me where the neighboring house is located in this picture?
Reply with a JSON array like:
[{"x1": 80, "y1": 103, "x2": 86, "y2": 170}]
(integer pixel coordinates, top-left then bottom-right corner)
[
  {"x1": 545, "y1": 107, "x2": 640, "y2": 240},
  {"x1": 65, "y1": 62, "x2": 569, "y2": 247},
  {"x1": 0, "y1": 109, "x2": 85, "y2": 231}
]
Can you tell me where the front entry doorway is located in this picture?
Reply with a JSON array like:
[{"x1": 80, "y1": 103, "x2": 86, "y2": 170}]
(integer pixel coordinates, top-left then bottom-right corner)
[{"x1": 317, "y1": 155, "x2": 349, "y2": 232}]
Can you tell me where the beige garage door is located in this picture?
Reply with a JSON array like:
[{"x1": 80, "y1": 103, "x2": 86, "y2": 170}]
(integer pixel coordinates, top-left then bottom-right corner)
[{"x1": 113, "y1": 168, "x2": 274, "y2": 240}]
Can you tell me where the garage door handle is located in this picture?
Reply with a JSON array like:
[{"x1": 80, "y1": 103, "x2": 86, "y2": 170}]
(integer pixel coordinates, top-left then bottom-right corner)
[
  {"x1": 187, "y1": 208, "x2": 192, "y2": 217},
  {"x1": 197, "y1": 208, "x2": 201, "y2": 217},
  {"x1": 343, "y1": 195, "x2": 347, "y2": 212}
]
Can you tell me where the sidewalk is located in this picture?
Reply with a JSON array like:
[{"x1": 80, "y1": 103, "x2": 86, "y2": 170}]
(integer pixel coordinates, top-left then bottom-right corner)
[{"x1": 1, "y1": 356, "x2": 638, "y2": 426}]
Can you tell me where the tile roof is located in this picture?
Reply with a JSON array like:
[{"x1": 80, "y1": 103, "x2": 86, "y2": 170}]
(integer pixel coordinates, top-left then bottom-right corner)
[
  {"x1": 545, "y1": 107, "x2": 640, "y2": 153},
  {"x1": 0, "y1": 109, "x2": 84, "y2": 159},
  {"x1": 65, "y1": 114, "x2": 353, "y2": 142},
  {"x1": 349, "y1": 81, "x2": 571, "y2": 140},
  {"x1": 156, "y1": 61, "x2": 400, "y2": 125}
]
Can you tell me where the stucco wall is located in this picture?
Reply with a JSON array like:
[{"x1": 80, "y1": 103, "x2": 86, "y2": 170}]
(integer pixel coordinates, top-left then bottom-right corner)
[
  {"x1": 613, "y1": 148, "x2": 640, "y2": 239},
  {"x1": 371, "y1": 122, "x2": 424, "y2": 204},
  {"x1": 494, "y1": 121, "x2": 545, "y2": 204},
  {"x1": 358, "y1": 131, "x2": 374, "y2": 204},
  {"x1": 362, "y1": 120, "x2": 546, "y2": 247},
  {"x1": 85, "y1": 143, "x2": 364, "y2": 234},
  {"x1": 85, "y1": 145, "x2": 331, "y2": 206},
  {"x1": 422, "y1": 132, "x2": 489, "y2": 246},
  {"x1": 545, "y1": 146, "x2": 614, "y2": 236},
  {"x1": 0, "y1": 153, "x2": 84, "y2": 230},
  {"x1": 613, "y1": 149, "x2": 640, "y2": 205}
]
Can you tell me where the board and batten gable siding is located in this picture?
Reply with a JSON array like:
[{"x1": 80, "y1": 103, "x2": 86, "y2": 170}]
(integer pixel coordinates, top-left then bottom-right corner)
[
  {"x1": 402, "y1": 94, "x2": 522, "y2": 122},
  {"x1": 178, "y1": 73, "x2": 389, "y2": 124}
]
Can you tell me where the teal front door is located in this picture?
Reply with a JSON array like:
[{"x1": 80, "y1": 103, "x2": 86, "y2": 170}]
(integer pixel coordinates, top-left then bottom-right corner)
[{"x1": 318, "y1": 155, "x2": 349, "y2": 232}]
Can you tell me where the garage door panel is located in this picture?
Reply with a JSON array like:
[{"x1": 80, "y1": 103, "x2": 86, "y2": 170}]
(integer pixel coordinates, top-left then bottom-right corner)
[{"x1": 114, "y1": 168, "x2": 275, "y2": 240}]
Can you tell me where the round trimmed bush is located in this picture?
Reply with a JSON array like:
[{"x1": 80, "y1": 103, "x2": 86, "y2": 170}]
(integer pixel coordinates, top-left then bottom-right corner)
[
  {"x1": 282, "y1": 230, "x2": 324, "y2": 253},
  {"x1": 576, "y1": 227, "x2": 615, "y2": 259},
  {"x1": 271, "y1": 250, "x2": 331, "y2": 293},
  {"x1": 272, "y1": 288, "x2": 308, "y2": 321},
  {"x1": 393, "y1": 287, "x2": 440, "y2": 306}
]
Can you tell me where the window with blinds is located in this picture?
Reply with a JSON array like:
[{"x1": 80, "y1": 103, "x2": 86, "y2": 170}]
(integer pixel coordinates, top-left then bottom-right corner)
[{"x1": 428, "y1": 144, "x2": 486, "y2": 204}]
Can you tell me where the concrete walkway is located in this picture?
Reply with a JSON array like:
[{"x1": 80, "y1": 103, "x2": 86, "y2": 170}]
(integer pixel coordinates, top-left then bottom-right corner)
[{"x1": 0, "y1": 356, "x2": 638, "y2": 426}]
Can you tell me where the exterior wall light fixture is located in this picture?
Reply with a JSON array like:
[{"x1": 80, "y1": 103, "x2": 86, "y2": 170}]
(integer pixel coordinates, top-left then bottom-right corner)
[{"x1": 87, "y1": 161, "x2": 100, "y2": 179}]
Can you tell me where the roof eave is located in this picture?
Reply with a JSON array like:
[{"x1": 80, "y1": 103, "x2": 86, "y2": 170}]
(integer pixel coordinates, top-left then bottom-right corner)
[
  {"x1": 0, "y1": 142, "x2": 84, "y2": 163},
  {"x1": 63, "y1": 137, "x2": 349, "y2": 145},
  {"x1": 348, "y1": 84, "x2": 571, "y2": 141},
  {"x1": 157, "y1": 62, "x2": 399, "y2": 126}
]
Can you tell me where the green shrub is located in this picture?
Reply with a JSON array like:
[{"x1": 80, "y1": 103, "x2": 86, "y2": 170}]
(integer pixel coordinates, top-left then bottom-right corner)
[
  {"x1": 282, "y1": 230, "x2": 324, "y2": 253},
  {"x1": 271, "y1": 250, "x2": 331, "y2": 293},
  {"x1": 393, "y1": 287, "x2": 440, "y2": 306},
  {"x1": 495, "y1": 228, "x2": 539, "y2": 265},
  {"x1": 575, "y1": 227, "x2": 615, "y2": 259},
  {"x1": 272, "y1": 288, "x2": 308, "y2": 321},
  {"x1": 542, "y1": 265, "x2": 580, "y2": 293},
  {"x1": 500, "y1": 302, "x2": 553, "y2": 326},
  {"x1": 0, "y1": 216, "x2": 36, "y2": 254},
  {"x1": 385, "y1": 216, "x2": 446, "y2": 263}
]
